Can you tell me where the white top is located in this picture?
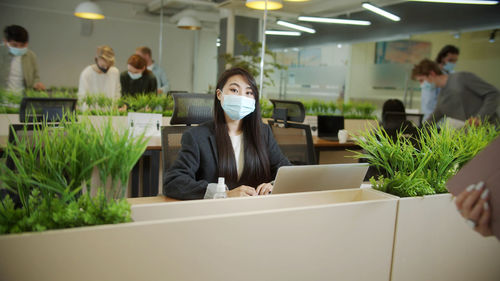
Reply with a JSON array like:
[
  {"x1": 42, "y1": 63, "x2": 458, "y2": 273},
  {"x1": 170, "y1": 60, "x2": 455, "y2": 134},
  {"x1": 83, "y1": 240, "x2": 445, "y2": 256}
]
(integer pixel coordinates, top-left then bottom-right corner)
[
  {"x1": 229, "y1": 134, "x2": 244, "y2": 180},
  {"x1": 77, "y1": 65, "x2": 121, "y2": 101},
  {"x1": 7, "y1": 56, "x2": 24, "y2": 92}
]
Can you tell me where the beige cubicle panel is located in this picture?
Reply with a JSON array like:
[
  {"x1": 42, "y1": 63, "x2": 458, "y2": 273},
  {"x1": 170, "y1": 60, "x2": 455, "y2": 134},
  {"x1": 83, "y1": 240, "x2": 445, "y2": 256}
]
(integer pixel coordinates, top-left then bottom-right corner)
[
  {"x1": 0, "y1": 189, "x2": 397, "y2": 281},
  {"x1": 390, "y1": 193, "x2": 500, "y2": 281}
]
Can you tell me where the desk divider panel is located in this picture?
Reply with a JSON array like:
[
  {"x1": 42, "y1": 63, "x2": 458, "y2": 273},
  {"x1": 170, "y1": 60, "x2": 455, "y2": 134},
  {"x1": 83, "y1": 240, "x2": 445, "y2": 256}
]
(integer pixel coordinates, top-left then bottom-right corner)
[{"x1": 0, "y1": 188, "x2": 397, "y2": 281}]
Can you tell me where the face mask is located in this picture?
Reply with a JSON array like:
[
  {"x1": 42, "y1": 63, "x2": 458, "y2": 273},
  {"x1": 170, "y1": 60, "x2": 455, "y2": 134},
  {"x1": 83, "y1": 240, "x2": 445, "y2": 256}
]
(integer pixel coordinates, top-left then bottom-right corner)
[
  {"x1": 443, "y1": 62, "x2": 456, "y2": 73},
  {"x1": 128, "y1": 71, "x2": 142, "y2": 80},
  {"x1": 221, "y1": 94, "x2": 255, "y2": 121},
  {"x1": 8, "y1": 45, "x2": 27, "y2": 56},
  {"x1": 420, "y1": 80, "x2": 436, "y2": 91},
  {"x1": 95, "y1": 58, "x2": 109, "y2": 73}
]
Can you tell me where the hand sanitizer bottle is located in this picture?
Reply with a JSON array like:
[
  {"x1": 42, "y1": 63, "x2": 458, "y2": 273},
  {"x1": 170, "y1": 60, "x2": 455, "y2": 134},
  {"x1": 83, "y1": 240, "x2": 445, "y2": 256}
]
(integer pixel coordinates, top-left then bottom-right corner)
[{"x1": 213, "y1": 177, "x2": 227, "y2": 199}]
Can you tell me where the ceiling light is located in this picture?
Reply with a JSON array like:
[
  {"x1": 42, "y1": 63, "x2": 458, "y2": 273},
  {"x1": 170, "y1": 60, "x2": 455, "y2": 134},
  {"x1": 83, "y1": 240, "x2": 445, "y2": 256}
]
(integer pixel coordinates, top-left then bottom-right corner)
[
  {"x1": 408, "y1": 0, "x2": 498, "y2": 4},
  {"x1": 284, "y1": 0, "x2": 310, "y2": 2},
  {"x1": 74, "y1": 1, "x2": 105, "y2": 20},
  {"x1": 245, "y1": 0, "x2": 283, "y2": 10},
  {"x1": 265, "y1": 30, "x2": 301, "y2": 36},
  {"x1": 177, "y1": 16, "x2": 202, "y2": 30},
  {"x1": 298, "y1": 16, "x2": 371, "y2": 26},
  {"x1": 362, "y1": 2, "x2": 400, "y2": 21},
  {"x1": 277, "y1": 20, "x2": 316, "y2": 33}
]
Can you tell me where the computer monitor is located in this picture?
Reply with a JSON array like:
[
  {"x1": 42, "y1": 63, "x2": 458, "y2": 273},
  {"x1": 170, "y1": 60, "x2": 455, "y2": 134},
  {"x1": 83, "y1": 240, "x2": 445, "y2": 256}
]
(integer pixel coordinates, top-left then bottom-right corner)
[
  {"x1": 19, "y1": 97, "x2": 77, "y2": 123},
  {"x1": 317, "y1": 115, "x2": 344, "y2": 141}
]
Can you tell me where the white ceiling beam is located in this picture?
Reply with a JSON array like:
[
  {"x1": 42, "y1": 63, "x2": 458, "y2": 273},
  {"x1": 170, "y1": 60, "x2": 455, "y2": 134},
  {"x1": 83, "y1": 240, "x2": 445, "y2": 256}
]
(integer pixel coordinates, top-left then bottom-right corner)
[{"x1": 147, "y1": 0, "x2": 217, "y2": 13}]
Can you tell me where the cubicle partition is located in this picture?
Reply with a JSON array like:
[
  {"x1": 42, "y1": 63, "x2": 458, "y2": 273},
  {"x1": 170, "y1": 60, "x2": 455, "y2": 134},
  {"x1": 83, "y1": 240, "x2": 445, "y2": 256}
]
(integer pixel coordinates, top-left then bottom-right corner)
[
  {"x1": 390, "y1": 194, "x2": 500, "y2": 281},
  {"x1": 0, "y1": 189, "x2": 398, "y2": 281}
]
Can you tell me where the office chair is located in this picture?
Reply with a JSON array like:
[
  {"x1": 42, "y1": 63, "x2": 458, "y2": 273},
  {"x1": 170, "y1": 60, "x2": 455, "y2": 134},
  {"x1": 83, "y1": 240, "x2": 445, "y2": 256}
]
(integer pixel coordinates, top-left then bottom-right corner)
[
  {"x1": 161, "y1": 93, "x2": 215, "y2": 184},
  {"x1": 19, "y1": 97, "x2": 77, "y2": 123},
  {"x1": 267, "y1": 100, "x2": 316, "y2": 165}
]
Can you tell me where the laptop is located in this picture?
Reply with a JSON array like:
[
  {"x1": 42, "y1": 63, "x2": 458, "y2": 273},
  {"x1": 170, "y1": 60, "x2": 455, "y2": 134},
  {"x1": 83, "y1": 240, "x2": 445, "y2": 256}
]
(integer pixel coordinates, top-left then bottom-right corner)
[
  {"x1": 317, "y1": 115, "x2": 344, "y2": 141},
  {"x1": 272, "y1": 163, "x2": 369, "y2": 194}
]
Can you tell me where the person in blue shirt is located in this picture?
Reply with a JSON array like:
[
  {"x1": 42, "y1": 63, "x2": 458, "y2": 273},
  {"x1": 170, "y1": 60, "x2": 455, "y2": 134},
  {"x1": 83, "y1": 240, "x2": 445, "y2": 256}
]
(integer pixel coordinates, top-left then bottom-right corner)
[
  {"x1": 421, "y1": 45, "x2": 460, "y2": 120},
  {"x1": 135, "y1": 46, "x2": 169, "y2": 94}
]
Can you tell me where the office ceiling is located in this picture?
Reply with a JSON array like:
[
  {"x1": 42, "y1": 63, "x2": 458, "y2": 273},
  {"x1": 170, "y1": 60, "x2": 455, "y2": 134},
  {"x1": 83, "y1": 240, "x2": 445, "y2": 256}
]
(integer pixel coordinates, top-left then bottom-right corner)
[{"x1": 122, "y1": 0, "x2": 500, "y2": 46}]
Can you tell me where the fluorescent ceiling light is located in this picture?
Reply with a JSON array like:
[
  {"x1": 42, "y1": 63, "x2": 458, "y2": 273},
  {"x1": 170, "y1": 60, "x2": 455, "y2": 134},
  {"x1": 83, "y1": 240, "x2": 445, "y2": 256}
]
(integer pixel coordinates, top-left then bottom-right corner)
[
  {"x1": 245, "y1": 0, "x2": 283, "y2": 10},
  {"x1": 277, "y1": 20, "x2": 316, "y2": 33},
  {"x1": 74, "y1": 1, "x2": 105, "y2": 20},
  {"x1": 298, "y1": 16, "x2": 371, "y2": 26},
  {"x1": 408, "y1": 0, "x2": 498, "y2": 4},
  {"x1": 265, "y1": 30, "x2": 301, "y2": 36},
  {"x1": 362, "y1": 2, "x2": 401, "y2": 21}
]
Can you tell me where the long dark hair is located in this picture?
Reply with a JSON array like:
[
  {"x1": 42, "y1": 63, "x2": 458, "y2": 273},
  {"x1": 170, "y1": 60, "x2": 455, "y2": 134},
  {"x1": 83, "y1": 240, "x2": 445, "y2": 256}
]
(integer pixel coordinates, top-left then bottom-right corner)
[{"x1": 213, "y1": 67, "x2": 271, "y2": 188}]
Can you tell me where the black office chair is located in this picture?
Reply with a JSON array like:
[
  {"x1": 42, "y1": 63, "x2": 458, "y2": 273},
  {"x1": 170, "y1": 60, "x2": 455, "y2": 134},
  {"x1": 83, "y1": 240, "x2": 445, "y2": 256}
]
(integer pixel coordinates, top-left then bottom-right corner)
[
  {"x1": 267, "y1": 100, "x2": 316, "y2": 165},
  {"x1": 170, "y1": 93, "x2": 214, "y2": 125},
  {"x1": 19, "y1": 97, "x2": 77, "y2": 123},
  {"x1": 161, "y1": 93, "x2": 215, "y2": 180}
]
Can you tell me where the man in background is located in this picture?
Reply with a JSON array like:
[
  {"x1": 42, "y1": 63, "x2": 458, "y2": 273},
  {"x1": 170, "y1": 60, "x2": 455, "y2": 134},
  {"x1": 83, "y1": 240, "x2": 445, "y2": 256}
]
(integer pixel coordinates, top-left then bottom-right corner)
[
  {"x1": 420, "y1": 45, "x2": 460, "y2": 120},
  {"x1": 135, "y1": 46, "x2": 169, "y2": 94},
  {"x1": 413, "y1": 59, "x2": 499, "y2": 125},
  {"x1": 0, "y1": 25, "x2": 45, "y2": 92}
]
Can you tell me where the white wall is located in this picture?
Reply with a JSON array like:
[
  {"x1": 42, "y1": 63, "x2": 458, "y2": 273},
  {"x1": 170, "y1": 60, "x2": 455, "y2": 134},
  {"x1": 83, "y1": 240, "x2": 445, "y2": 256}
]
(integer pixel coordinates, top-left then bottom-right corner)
[{"x1": 0, "y1": 0, "x2": 218, "y2": 92}]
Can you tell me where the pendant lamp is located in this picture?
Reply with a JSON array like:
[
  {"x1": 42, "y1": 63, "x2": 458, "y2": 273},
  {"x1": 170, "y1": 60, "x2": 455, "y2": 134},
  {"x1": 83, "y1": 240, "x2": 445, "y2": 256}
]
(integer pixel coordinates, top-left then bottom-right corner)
[
  {"x1": 245, "y1": 0, "x2": 283, "y2": 10},
  {"x1": 177, "y1": 16, "x2": 202, "y2": 30},
  {"x1": 74, "y1": 1, "x2": 105, "y2": 20}
]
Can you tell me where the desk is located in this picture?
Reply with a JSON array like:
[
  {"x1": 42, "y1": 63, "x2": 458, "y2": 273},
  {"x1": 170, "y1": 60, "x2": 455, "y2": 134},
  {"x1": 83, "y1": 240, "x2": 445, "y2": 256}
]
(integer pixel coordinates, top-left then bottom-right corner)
[
  {"x1": 312, "y1": 136, "x2": 362, "y2": 164},
  {"x1": 127, "y1": 195, "x2": 178, "y2": 205}
]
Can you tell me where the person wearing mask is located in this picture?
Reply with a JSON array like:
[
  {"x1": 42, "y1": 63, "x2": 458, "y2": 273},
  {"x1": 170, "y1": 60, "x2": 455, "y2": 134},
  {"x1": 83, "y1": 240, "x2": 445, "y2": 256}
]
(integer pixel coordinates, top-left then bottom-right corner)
[
  {"x1": 163, "y1": 67, "x2": 290, "y2": 200},
  {"x1": 412, "y1": 59, "x2": 499, "y2": 125},
  {"x1": 420, "y1": 45, "x2": 460, "y2": 120},
  {"x1": 0, "y1": 25, "x2": 45, "y2": 92},
  {"x1": 120, "y1": 54, "x2": 157, "y2": 97},
  {"x1": 78, "y1": 45, "x2": 121, "y2": 102},
  {"x1": 135, "y1": 46, "x2": 169, "y2": 94}
]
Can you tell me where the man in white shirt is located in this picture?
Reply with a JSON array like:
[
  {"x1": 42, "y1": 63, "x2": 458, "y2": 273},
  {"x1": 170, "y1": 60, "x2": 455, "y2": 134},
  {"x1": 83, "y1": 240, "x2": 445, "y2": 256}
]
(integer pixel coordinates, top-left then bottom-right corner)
[
  {"x1": 135, "y1": 46, "x2": 170, "y2": 94},
  {"x1": 78, "y1": 45, "x2": 121, "y2": 104},
  {"x1": 0, "y1": 25, "x2": 45, "y2": 92}
]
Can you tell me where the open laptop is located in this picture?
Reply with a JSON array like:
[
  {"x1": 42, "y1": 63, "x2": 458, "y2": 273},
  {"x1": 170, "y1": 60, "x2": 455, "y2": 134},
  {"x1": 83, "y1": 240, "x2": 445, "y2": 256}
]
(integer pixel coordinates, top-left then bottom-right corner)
[
  {"x1": 317, "y1": 115, "x2": 344, "y2": 141},
  {"x1": 272, "y1": 163, "x2": 369, "y2": 194}
]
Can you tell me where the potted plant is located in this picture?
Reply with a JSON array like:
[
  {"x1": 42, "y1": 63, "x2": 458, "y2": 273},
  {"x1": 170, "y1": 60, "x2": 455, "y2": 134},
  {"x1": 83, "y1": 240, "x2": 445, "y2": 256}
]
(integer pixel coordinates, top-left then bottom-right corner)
[{"x1": 353, "y1": 123, "x2": 500, "y2": 281}]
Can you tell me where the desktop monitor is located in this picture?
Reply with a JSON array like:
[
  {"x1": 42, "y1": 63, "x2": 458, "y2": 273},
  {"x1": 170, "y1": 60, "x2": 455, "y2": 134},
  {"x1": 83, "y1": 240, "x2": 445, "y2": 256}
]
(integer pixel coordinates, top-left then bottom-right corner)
[{"x1": 317, "y1": 115, "x2": 344, "y2": 141}]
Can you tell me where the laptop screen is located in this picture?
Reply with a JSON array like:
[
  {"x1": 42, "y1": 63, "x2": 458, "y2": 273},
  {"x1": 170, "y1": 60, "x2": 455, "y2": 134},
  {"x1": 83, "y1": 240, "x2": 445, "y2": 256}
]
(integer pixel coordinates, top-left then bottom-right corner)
[{"x1": 317, "y1": 115, "x2": 344, "y2": 138}]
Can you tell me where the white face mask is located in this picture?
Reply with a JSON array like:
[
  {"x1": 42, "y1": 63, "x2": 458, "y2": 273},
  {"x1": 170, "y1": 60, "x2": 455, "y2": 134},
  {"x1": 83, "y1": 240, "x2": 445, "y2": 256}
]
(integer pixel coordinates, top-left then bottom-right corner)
[
  {"x1": 128, "y1": 71, "x2": 142, "y2": 80},
  {"x1": 221, "y1": 94, "x2": 256, "y2": 120},
  {"x1": 8, "y1": 43, "x2": 28, "y2": 56}
]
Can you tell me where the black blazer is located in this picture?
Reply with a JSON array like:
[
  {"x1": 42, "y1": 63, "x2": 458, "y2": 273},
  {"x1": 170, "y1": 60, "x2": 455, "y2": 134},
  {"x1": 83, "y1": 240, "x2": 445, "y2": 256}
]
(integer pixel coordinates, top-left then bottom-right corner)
[{"x1": 163, "y1": 121, "x2": 291, "y2": 200}]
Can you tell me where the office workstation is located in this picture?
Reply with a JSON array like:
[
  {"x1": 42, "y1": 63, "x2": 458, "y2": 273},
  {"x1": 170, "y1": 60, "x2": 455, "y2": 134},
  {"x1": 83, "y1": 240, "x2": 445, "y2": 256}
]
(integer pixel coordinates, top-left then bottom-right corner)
[{"x1": 1, "y1": 0, "x2": 500, "y2": 280}]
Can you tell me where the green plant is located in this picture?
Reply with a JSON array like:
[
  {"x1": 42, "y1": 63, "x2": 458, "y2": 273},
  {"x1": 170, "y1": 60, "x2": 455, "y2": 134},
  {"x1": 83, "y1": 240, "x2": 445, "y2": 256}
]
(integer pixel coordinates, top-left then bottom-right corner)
[
  {"x1": 353, "y1": 122, "x2": 499, "y2": 197},
  {"x1": 0, "y1": 113, "x2": 148, "y2": 234},
  {"x1": 219, "y1": 34, "x2": 287, "y2": 87}
]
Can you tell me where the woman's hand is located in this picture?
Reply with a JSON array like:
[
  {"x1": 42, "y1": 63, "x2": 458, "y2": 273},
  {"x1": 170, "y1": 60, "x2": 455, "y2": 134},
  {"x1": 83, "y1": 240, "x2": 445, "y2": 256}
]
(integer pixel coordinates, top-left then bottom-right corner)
[
  {"x1": 455, "y1": 181, "x2": 493, "y2": 237},
  {"x1": 227, "y1": 185, "x2": 257, "y2": 197},
  {"x1": 256, "y1": 182, "x2": 273, "y2": 195}
]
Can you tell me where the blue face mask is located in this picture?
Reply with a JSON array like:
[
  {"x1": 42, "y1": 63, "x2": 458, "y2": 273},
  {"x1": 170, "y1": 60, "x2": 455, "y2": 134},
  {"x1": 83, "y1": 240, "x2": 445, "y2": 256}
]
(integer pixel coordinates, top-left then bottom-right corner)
[
  {"x1": 8, "y1": 45, "x2": 28, "y2": 56},
  {"x1": 420, "y1": 80, "x2": 436, "y2": 91},
  {"x1": 443, "y1": 62, "x2": 456, "y2": 73},
  {"x1": 128, "y1": 71, "x2": 142, "y2": 80},
  {"x1": 221, "y1": 94, "x2": 255, "y2": 121}
]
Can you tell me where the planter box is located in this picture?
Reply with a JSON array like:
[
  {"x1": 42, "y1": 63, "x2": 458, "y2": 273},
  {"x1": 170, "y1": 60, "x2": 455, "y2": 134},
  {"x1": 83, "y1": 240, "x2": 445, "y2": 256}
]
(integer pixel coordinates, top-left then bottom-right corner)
[
  {"x1": 0, "y1": 189, "x2": 397, "y2": 281},
  {"x1": 390, "y1": 193, "x2": 500, "y2": 281}
]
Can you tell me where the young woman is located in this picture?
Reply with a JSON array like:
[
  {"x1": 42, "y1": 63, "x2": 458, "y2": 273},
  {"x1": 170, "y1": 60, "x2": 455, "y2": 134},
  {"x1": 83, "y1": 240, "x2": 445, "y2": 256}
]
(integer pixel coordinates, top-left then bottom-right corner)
[
  {"x1": 78, "y1": 45, "x2": 121, "y2": 102},
  {"x1": 163, "y1": 67, "x2": 290, "y2": 200},
  {"x1": 120, "y1": 54, "x2": 157, "y2": 97}
]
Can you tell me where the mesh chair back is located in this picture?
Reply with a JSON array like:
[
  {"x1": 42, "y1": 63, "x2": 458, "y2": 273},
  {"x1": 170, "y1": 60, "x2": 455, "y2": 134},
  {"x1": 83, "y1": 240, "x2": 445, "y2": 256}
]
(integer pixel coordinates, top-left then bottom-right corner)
[
  {"x1": 19, "y1": 97, "x2": 77, "y2": 123},
  {"x1": 161, "y1": 126, "x2": 192, "y2": 173},
  {"x1": 268, "y1": 120, "x2": 316, "y2": 165},
  {"x1": 270, "y1": 99, "x2": 306, "y2": 123},
  {"x1": 170, "y1": 93, "x2": 214, "y2": 125}
]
